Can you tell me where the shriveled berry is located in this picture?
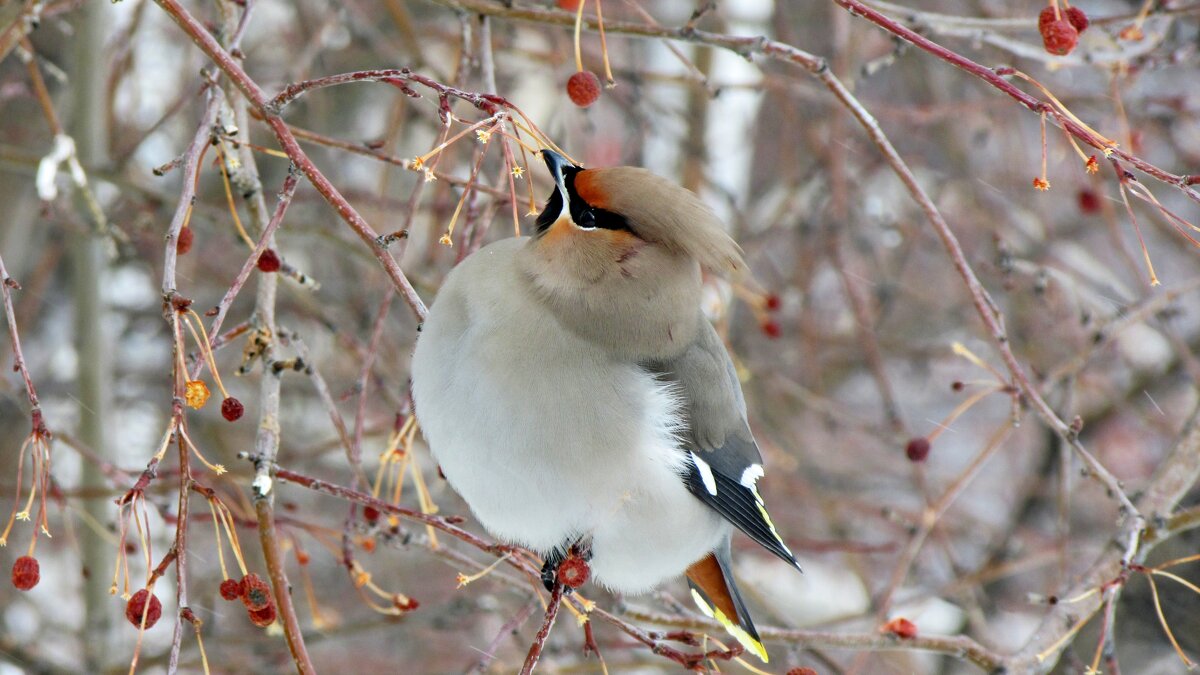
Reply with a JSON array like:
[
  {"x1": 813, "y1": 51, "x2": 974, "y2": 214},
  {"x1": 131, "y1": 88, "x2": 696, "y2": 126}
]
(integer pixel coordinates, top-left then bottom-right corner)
[
  {"x1": 221, "y1": 396, "x2": 244, "y2": 421},
  {"x1": 761, "y1": 320, "x2": 781, "y2": 339},
  {"x1": 1065, "y1": 7, "x2": 1088, "y2": 33},
  {"x1": 241, "y1": 573, "x2": 272, "y2": 611},
  {"x1": 1041, "y1": 20, "x2": 1078, "y2": 55},
  {"x1": 176, "y1": 227, "x2": 194, "y2": 255},
  {"x1": 219, "y1": 578, "x2": 243, "y2": 601},
  {"x1": 905, "y1": 437, "x2": 931, "y2": 462},
  {"x1": 256, "y1": 249, "x2": 281, "y2": 272},
  {"x1": 786, "y1": 669, "x2": 819, "y2": 675},
  {"x1": 248, "y1": 602, "x2": 277, "y2": 627},
  {"x1": 951, "y1": 381, "x2": 965, "y2": 392},
  {"x1": 566, "y1": 71, "x2": 601, "y2": 108},
  {"x1": 363, "y1": 506, "x2": 381, "y2": 522},
  {"x1": 11, "y1": 556, "x2": 39, "y2": 591},
  {"x1": 558, "y1": 554, "x2": 590, "y2": 588},
  {"x1": 883, "y1": 616, "x2": 918, "y2": 639},
  {"x1": 125, "y1": 589, "x2": 163, "y2": 629}
]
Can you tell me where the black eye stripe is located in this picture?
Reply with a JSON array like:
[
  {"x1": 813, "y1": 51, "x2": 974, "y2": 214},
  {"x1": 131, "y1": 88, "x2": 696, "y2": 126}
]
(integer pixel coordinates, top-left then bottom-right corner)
[{"x1": 535, "y1": 167, "x2": 635, "y2": 236}]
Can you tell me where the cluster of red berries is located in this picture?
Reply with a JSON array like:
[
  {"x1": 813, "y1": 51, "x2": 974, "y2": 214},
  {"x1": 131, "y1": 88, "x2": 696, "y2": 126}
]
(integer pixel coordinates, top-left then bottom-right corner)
[
  {"x1": 1038, "y1": 5, "x2": 1089, "y2": 56},
  {"x1": 219, "y1": 572, "x2": 278, "y2": 627}
]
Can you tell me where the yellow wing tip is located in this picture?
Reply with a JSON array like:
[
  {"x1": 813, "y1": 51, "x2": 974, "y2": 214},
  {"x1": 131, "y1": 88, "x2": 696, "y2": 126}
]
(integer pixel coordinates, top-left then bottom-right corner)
[{"x1": 689, "y1": 589, "x2": 770, "y2": 663}]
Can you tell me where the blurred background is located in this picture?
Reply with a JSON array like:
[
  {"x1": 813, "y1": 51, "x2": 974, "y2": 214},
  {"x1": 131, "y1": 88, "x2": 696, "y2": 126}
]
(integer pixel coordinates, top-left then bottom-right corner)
[{"x1": 0, "y1": 0, "x2": 1198, "y2": 672}]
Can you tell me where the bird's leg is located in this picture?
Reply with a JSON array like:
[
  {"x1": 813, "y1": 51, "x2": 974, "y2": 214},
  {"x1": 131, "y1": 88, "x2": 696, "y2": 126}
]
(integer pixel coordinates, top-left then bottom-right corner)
[{"x1": 540, "y1": 548, "x2": 566, "y2": 592}]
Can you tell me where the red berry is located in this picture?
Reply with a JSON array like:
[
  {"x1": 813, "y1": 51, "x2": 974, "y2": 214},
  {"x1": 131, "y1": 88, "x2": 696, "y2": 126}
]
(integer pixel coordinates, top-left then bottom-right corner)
[
  {"x1": 761, "y1": 320, "x2": 781, "y2": 339},
  {"x1": 256, "y1": 249, "x2": 281, "y2": 272},
  {"x1": 221, "y1": 396, "x2": 244, "y2": 421},
  {"x1": 1078, "y1": 189, "x2": 1101, "y2": 214},
  {"x1": 1041, "y1": 20, "x2": 1078, "y2": 55},
  {"x1": 125, "y1": 589, "x2": 163, "y2": 629},
  {"x1": 786, "y1": 669, "x2": 819, "y2": 675},
  {"x1": 363, "y1": 506, "x2": 381, "y2": 522},
  {"x1": 393, "y1": 595, "x2": 420, "y2": 611},
  {"x1": 1065, "y1": 7, "x2": 1088, "y2": 33},
  {"x1": 219, "y1": 578, "x2": 243, "y2": 601},
  {"x1": 240, "y1": 573, "x2": 272, "y2": 611},
  {"x1": 557, "y1": 0, "x2": 582, "y2": 9},
  {"x1": 557, "y1": 554, "x2": 590, "y2": 588},
  {"x1": 176, "y1": 227, "x2": 194, "y2": 255},
  {"x1": 248, "y1": 602, "x2": 277, "y2": 627},
  {"x1": 566, "y1": 71, "x2": 601, "y2": 108},
  {"x1": 905, "y1": 437, "x2": 931, "y2": 462},
  {"x1": 764, "y1": 293, "x2": 782, "y2": 311},
  {"x1": 11, "y1": 555, "x2": 39, "y2": 591},
  {"x1": 1037, "y1": 7, "x2": 1056, "y2": 32},
  {"x1": 883, "y1": 616, "x2": 918, "y2": 639}
]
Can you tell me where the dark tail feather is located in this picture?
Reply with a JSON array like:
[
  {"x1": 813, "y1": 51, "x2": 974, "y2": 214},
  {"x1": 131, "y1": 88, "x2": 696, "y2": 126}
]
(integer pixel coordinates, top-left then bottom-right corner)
[{"x1": 685, "y1": 540, "x2": 768, "y2": 662}]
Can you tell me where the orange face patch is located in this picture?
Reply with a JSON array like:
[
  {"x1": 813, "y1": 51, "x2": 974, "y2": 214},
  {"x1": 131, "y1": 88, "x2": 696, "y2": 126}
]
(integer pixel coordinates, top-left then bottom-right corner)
[{"x1": 572, "y1": 170, "x2": 611, "y2": 210}]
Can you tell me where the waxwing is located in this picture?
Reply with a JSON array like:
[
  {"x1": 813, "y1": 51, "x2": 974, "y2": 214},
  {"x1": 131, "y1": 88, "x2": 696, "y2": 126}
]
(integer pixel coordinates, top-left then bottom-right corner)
[{"x1": 410, "y1": 149, "x2": 800, "y2": 662}]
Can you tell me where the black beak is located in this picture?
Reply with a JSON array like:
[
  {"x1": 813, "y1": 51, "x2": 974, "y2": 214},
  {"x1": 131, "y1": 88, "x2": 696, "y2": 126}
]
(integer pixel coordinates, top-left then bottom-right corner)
[{"x1": 540, "y1": 149, "x2": 573, "y2": 188}]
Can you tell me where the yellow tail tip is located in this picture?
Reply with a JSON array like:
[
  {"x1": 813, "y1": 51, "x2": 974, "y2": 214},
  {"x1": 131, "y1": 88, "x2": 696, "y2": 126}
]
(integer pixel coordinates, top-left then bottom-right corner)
[{"x1": 689, "y1": 589, "x2": 769, "y2": 663}]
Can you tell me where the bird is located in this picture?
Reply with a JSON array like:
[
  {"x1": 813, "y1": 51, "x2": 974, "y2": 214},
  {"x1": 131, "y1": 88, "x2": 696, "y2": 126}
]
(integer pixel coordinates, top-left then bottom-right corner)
[{"x1": 410, "y1": 148, "x2": 801, "y2": 662}]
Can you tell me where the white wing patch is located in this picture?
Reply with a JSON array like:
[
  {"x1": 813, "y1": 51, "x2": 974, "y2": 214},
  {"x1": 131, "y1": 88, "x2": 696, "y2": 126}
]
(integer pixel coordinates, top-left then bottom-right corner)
[
  {"x1": 740, "y1": 463, "x2": 764, "y2": 488},
  {"x1": 690, "y1": 452, "x2": 718, "y2": 496}
]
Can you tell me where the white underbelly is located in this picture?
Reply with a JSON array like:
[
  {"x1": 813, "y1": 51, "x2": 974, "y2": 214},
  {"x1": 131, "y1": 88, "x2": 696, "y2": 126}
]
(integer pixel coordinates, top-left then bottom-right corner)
[{"x1": 412, "y1": 305, "x2": 725, "y2": 593}]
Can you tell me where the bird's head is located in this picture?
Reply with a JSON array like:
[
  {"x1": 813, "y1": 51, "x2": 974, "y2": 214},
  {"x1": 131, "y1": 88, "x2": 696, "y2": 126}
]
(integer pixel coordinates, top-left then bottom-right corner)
[
  {"x1": 521, "y1": 150, "x2": 745, "y2": 358},
  {"x1": 532, "y1": 149, "x2": 743, "y2": 278}
]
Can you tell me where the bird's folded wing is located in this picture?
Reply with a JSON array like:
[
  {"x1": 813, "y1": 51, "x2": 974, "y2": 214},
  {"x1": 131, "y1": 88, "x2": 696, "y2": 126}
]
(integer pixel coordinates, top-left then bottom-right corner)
[{"x1": 645, "y1": 319, "x2": 799, "y2": 569}]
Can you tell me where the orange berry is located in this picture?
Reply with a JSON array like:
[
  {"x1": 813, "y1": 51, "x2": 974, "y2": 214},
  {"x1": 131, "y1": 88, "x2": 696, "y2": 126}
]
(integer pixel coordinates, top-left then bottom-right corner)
[{"x1": 566, "y1": 71, "x2": 601, "y2": 108}]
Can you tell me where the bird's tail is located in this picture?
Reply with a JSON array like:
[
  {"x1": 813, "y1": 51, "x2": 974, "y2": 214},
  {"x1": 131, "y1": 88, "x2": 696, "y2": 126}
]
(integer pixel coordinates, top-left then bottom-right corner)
[{"x1": 685, "y1": 540, "x2": 768, "y2": 662}]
